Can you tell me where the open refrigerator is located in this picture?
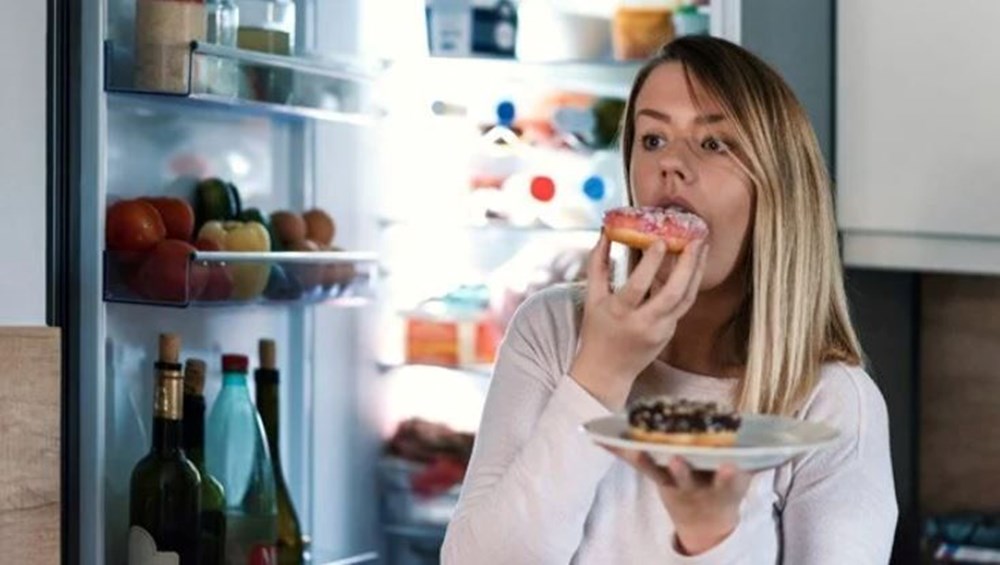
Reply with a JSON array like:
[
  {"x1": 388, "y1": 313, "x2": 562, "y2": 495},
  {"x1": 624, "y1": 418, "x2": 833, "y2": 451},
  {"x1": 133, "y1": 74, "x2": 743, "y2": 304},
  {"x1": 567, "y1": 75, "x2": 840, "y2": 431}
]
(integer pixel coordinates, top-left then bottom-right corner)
[{"x1": 68, "y1": 0, "x2": 740, "y2": 563}]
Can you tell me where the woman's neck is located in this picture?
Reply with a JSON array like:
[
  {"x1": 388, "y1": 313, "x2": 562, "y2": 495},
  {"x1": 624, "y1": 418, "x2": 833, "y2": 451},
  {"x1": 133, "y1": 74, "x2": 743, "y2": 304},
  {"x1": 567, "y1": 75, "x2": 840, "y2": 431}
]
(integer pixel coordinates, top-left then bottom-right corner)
[{"x1": 658, "y1": 275, "x2": 747, "y2": 379}]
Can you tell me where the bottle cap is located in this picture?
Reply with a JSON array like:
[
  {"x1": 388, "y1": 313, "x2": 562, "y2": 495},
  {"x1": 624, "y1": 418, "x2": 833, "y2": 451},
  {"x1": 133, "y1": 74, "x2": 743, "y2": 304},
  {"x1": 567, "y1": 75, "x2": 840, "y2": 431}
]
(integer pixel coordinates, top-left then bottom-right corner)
[
  {"x1": 583, "y1": 176, "x2": 606, "y2": 201},
  {"x1": 530, "y1": 176, "x2": 556, "y2": 202},
  {"x1": 496, "y1": 100, "x2": 515, "y2": 127},
  {"x1": 222, "y1": 354, "x2": 249, "y2": 373},
  {"x1": 184, "y1": 358, "x2": 207, "y2": 395}
]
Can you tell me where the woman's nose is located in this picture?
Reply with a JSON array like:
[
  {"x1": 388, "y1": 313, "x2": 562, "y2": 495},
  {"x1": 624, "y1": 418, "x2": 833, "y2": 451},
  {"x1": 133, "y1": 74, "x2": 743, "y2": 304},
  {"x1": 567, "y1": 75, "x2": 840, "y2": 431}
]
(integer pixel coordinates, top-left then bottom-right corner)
[{"x1": 657, "y1": 141, "x2": 697, "y2": 183}]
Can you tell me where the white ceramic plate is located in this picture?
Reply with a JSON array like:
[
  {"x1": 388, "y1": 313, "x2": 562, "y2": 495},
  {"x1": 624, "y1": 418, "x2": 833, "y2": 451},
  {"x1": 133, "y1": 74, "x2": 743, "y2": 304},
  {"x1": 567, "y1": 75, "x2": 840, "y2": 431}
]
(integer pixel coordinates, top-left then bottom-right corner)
[{"x1": 582, "y1": 414, "x2": 840, "y2": 471}]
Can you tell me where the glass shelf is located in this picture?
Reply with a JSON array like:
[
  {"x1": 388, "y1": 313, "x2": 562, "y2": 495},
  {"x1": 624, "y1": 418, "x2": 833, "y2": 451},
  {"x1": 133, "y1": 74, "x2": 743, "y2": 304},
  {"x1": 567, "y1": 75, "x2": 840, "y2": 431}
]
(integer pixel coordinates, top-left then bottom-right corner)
[
  {"x1": 419, "y1": 56, "x2": 644, "y2": 98},
  {"x1": 383, "y1": 523, "x2": 449, "y2": 540},
  {"x1": 104, "y1": 40, "x2": 383, "y2": 125},
  {"x1": 378, "y1": 216, "x2": 601, "y2": 234},
  {"x1": 376, "y1": 361, "x2": 493, "y2": 379},
  {"x1": 309, "y1": 549, "x2": 379, "y2": 565},
  {"x1": 103, "y1": 249, "x2": 377, "y2": 308}
]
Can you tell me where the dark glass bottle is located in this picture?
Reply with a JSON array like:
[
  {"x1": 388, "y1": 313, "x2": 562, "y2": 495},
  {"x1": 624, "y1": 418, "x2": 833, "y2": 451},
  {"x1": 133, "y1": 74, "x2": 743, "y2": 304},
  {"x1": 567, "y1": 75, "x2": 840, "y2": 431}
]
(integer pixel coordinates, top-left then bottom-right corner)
[
  {"x1": 129, "y1": 333, "x2": 202, "y2": 565},
  {"x1": 183, "y1": 358, "x2": 227, "y2": 565},
  {"x1": 255, "y1": 338, "x2": 304, "y2": 565}
]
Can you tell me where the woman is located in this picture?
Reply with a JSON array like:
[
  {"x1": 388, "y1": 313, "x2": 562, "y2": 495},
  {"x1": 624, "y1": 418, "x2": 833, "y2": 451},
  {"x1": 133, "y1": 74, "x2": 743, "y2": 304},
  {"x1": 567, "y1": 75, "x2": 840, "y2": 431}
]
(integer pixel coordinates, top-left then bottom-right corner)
[{"x1": 441, "y1": 36, "x2": 898, "y2": 564}]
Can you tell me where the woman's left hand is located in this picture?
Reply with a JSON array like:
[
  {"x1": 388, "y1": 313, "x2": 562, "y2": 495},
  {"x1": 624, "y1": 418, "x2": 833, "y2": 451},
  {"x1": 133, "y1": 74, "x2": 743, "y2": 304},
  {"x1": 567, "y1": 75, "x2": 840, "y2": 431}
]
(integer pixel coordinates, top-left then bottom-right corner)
[{"x1": 608, "y1": 449, "x2": 754, "y2": 555}]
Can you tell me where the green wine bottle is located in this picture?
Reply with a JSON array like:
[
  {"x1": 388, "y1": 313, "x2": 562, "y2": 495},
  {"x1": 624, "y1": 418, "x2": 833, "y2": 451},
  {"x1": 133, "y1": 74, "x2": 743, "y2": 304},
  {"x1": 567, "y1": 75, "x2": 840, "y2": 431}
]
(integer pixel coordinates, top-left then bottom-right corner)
[
  {"x1": 255, "y1": 339, "x2": 304, "y2": 565},
  {"x1": 183, "y1": 358, "x2": 227, "y2": 565},
  {"x1": 129, "y1": 334, "x2": 202, "y2": 565}
]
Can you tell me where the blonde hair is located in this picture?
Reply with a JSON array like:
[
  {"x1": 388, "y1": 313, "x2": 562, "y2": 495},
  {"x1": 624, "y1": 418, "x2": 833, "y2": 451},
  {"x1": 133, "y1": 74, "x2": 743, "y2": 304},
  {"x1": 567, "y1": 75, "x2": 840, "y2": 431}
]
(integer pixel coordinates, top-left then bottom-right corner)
[{"x1": 621, "y1": 36, "x2": 863, "y2": 415}]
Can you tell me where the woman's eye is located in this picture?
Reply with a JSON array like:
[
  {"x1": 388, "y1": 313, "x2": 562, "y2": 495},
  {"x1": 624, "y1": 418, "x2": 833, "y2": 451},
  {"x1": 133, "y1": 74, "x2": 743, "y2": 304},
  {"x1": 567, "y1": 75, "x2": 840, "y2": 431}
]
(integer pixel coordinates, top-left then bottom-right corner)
[
  {"x1": 641, "y1": 134, "x2": 665, "y2": 150},
  {"x1": 701, "y1": 137, "x2": 729, "y2": 153}
]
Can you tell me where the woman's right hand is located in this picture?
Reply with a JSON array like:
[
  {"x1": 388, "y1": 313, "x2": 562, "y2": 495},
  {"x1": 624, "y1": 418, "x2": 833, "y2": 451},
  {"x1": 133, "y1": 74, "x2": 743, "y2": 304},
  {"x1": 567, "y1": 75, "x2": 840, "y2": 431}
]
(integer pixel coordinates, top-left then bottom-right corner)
[{"x1": 569, "y1": 231, "x2": 710, "y2": 410}]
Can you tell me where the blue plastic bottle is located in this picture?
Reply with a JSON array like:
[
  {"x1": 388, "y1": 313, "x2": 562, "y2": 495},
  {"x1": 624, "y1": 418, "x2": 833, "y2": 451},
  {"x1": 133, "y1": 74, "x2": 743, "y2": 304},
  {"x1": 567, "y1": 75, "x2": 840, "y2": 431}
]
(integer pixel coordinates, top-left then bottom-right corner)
[{"x1": 206, "y1": 354, "x2": 277, "y2": 565}]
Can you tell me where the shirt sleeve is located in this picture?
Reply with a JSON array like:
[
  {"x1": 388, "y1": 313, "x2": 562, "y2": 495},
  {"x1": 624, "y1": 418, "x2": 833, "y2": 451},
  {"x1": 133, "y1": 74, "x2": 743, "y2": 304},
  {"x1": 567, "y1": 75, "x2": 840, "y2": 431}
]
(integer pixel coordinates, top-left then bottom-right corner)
[
  {"x1": 441, "y1": 288, "x2": 618, "y2": 565},
  {"x1": 778, "y1": 364, "x2": 899, "y2": 564}
]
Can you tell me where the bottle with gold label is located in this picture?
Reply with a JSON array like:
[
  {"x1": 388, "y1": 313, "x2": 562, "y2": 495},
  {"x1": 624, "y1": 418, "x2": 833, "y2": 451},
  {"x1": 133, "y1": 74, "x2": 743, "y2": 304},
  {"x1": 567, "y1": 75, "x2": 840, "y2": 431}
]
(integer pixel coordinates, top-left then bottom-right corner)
[{"x1": 128, "y1": 333, "x2": 203, "y2": 565}]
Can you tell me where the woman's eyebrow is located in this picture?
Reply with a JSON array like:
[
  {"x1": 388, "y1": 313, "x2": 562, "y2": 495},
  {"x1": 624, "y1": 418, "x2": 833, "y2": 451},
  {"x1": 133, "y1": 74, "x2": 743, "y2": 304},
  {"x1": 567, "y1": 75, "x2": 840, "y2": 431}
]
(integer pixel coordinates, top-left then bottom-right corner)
[{"x1": 636, "y1": 108, "x2": 727, "y2": 125}]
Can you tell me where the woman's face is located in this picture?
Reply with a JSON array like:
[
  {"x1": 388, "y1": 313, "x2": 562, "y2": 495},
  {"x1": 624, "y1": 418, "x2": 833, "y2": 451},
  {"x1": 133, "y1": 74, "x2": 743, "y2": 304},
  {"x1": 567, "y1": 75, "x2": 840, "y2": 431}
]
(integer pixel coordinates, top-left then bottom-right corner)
[{"x1": 630, "y1": 62, "x2": 754, "y2": 290}]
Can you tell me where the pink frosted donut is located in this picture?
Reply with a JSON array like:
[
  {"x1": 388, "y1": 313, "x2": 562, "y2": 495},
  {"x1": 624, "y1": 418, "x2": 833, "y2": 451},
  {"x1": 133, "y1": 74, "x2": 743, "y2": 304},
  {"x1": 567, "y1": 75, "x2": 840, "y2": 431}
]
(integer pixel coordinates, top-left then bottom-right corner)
[{"x1": 603, "y1": 206, "x2": 709, "y2": 252}]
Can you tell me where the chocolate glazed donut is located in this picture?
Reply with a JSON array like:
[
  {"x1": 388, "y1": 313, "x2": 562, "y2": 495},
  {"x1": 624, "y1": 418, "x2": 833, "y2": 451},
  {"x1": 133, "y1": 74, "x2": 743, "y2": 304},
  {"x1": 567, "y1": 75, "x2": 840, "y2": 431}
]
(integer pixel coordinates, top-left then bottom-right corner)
[{"x1": 627, "y1": 396, "x2": 741, "y2": 447}]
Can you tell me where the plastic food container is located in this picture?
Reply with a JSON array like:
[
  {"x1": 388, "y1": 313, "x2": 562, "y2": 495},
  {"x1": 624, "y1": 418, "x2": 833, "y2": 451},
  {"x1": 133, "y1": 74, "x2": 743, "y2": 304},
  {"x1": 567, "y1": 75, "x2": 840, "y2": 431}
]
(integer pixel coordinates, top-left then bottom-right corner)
[
  {"x1": 611, "y1": 0, "x2": 678, "y2": 60},
  {"x1": 516, "y1": 0, "x2": 611, "y2": 62},
  {"x1": 673, "y1": 4, "x2": 710, "y2": 37},
  {"x1": 426, "y1": 0, "x2": 518, "y2": 58},
  {"x1": 379, "y1": 458, "x2": 461, "y2": 527}
]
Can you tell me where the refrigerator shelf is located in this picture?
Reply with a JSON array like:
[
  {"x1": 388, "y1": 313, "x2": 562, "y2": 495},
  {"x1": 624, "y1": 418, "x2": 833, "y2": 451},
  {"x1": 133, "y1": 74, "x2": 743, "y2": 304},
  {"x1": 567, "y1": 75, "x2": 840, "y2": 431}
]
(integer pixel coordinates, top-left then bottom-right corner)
[
  {"x1": 383, "y1": 523, "x2": 448, "y2": 540},
  {"x1": 103, "y1": 249, "x2": 378, "y2": 308},
  {"x1": 310, "y1": 549, "x2": 379, "y2": 565},
  {"x1": 419, "y1": 55, "x2": 644, "y2": 98},
  {"x1": 376, "y1": 361, "x2": 493, "y2": 379},
  {"x1": 104, "y1": 40, "x2": 383, "y2": 125},
  {"x1": 378, "y1": 216, "x2": 601, "y2": 234}
]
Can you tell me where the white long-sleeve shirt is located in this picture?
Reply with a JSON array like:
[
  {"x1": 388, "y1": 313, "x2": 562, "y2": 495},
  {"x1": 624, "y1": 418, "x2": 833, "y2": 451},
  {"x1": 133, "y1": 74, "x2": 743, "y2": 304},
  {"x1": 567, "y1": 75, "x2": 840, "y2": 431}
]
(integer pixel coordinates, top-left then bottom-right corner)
[{"x1": 441, "y1": 284, "x2": 898, "y2": 564}]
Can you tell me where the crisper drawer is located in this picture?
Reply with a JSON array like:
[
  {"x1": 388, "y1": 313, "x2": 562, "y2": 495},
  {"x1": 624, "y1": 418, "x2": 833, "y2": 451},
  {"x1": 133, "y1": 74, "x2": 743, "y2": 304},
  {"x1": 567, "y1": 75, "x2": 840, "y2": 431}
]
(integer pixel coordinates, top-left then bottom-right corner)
[
  {"x1": 379, "y1": 457, "x2": 462, "y2": 565},
  {"x1": 383, "y1": 525, "x2": 447, "y2": 565}
]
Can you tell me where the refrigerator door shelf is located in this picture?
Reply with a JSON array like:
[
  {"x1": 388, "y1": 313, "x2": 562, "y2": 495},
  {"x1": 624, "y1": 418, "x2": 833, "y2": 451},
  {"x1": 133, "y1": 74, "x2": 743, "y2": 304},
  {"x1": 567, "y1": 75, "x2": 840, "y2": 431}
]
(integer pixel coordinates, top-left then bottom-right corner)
[
  {"x1": 416, "y1": 55, "x2": 644, "y2": 99},
  {"x1": 103, "y1": 249, "x2": 378, "y2": 308},
  {"x1": 104, "y1": 40, "x2": 383, "y2": 126},
  {"x1": 309, "y1": 549, "x2": 379, "y2": 565}
]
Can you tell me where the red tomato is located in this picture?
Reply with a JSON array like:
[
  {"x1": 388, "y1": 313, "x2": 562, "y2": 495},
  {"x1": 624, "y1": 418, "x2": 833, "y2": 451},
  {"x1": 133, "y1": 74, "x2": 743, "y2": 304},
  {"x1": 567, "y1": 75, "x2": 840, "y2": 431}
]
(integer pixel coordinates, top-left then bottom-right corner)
[
  {"x1": 193, "y1": 237, "x2": 222, "y2": 252},
  {"x1": 106, "y1": 200, "x2": 166, "y2": 252},
  {"x1": 248, "y1": 545, "x2": 277, "y2": 565},
  {"x1": 193, "y1": 238, "x2": 233, "y2": 301},
  {"x1": 142, "y1": 197, "x2": 195, "y2": 241},
  {"x1": 135, "y1": 240, "x2": 207, "y2": 303}
]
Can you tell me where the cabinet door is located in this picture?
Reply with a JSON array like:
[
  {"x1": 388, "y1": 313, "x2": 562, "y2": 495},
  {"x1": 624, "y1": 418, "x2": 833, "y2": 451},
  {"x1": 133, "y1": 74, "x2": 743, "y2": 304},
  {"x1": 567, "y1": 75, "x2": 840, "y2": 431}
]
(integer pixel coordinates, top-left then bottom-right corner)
[
  {"x1": 0, "y1": 327, "x2": 61, "y2": 564},
  {"x1": 837, "y1": 1, "x2": 1000, "y2": 272}
]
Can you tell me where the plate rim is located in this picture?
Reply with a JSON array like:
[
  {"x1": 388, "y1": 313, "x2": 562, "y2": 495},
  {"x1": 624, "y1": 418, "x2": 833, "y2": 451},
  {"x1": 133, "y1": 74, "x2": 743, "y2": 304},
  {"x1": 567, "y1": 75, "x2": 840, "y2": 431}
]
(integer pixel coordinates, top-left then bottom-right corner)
[{"x1": 582, "y1": 413, "x2": 840, "y2": 457}]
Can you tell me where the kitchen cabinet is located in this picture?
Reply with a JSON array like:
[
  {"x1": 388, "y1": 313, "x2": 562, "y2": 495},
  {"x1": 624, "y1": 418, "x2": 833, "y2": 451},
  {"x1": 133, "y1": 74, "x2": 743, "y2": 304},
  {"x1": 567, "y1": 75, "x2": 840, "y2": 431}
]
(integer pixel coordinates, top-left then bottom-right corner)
[
  {"x1": 0, "y1": 328, "x2": 61, "y2": 563},
  {"x1": 837, "y1": 0, "x2": 1000, "y2": 275},
  {"x1": 0, "y1": 0, "x2": 46, "y2": 324}
]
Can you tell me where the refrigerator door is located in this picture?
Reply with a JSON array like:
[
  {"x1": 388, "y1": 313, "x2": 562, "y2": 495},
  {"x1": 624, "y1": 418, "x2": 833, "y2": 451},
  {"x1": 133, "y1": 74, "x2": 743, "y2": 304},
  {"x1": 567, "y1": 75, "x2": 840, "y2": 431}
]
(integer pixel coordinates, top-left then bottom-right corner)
[
  {"x1": 307, "y1": 1, "x2": 384, "y2": 559},
  {"x1": 77, "y1": 1, "x2": 381, "y2": 563}
]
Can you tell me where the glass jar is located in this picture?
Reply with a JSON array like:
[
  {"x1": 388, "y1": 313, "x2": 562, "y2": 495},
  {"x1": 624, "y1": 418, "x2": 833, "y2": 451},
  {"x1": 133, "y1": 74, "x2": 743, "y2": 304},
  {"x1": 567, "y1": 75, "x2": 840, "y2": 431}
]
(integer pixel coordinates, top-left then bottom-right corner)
[
  {"x1": 203, "y1": 0, "x2": 239, "y2": 95},
  {"x1": 134, "y1": 0, "x2": 208, "y2": 93},
  {"x1": 236, "y1": 0, "x2": 296, "y2": 103}
]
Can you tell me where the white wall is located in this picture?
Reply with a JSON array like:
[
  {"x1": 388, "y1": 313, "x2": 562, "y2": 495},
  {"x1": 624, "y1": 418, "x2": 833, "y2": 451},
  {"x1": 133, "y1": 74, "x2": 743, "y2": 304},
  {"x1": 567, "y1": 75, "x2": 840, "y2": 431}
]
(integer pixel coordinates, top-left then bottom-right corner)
[{"x1": 0, "y1": 1, "x2": 47, "y2": 325}]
